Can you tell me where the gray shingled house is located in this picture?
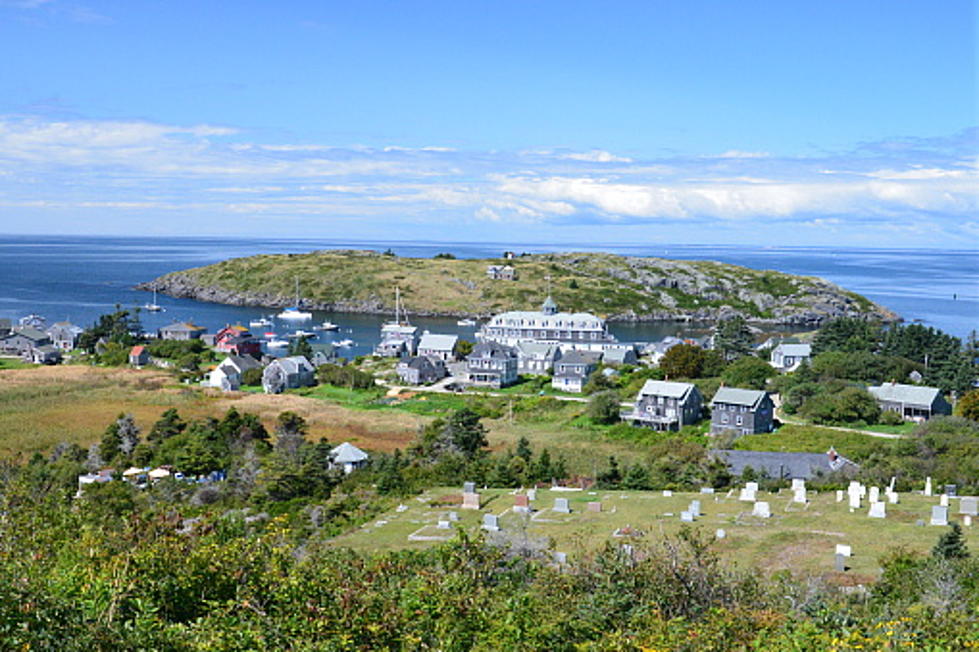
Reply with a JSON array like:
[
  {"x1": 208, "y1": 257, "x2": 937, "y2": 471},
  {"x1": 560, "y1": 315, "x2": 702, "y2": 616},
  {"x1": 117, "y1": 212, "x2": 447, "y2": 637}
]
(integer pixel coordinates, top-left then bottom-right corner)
[
  {"x1": 466, "y1": 341, "x2": 518, "y2": 388},
  {"x1": 159, "y1": 322, "x2": 206, "y2": 341},
  {"x1": 601, "y1": 346, "x2": 638, "y2": 366},
  {"x1": 417, "y1": 333, "x2": 459, "y2": 361},
  {"x1": 710, "y1": 387, "x2": 775, "y2": 437},
  {"x1": 624, "y1": 380, "x2": 703, "y2": 431},
  {"x1": 551, "y1": 350, "x2": 602, "y2": 393},
  {"x1": 262, "y1": 356, "x2": 316, "y2": 394},
  {"x1": 868, "y1": 382, "x2": 951, "y2": 422},
  {"x1": 396, "y1": 355, "x2": 447, "y2": 385},
  {"x1": 0, "y1": 327, "x2": 51, "y2": 355},
  {"x1": 516, "y1": 341, "x2": 562, "y2": 374},
  {"x1": 711, "y1": 448, "x2": 859, "y2": 480}
]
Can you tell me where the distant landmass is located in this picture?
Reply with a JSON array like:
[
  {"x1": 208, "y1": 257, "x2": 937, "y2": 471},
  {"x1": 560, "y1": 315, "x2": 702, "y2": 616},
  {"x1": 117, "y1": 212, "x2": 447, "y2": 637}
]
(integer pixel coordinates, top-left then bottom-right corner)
[{"x1": 139, "y1": 250, "x2": 898, "y2": 325}]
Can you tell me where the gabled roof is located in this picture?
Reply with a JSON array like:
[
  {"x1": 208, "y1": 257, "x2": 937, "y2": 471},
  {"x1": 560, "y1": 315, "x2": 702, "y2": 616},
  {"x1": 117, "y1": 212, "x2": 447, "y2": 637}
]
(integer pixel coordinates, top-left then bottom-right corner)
[
  {"x1": 332, "y1": 441, "x2": 369, "y2": 464},
  {"x1": 418, "y1": 333, "x2": 458, "y2": 351},
  {"x1": 162, "y1": 321, "x2": 205, "y2": 332},
  {"x1": 638, "y1": 379, "x2": 696, "y2": 400},
  {"x1": 712, "y1": 387, "x2": 768, "y2": 409},
  {"x1": 470, "y1": 341, "x2": 517, "y2": 360},
  {"x1": 13, "y1": 327, "x2": 48, "y2": 341},
  {"x1": 130, "y1": 345, "x2": 146, "y2": 356},
  {"x1": 273, "y1": 356, "x2": 314, "y2": 374},
  {"x1": 558, "y1": 350, "x2": 601, "y2": 365},
  {"x1": 222, "y1": 354, "x2": 261, "y2": 372},
  {"x1": 711, "y1": 449, "x2": 859, "y2": 480},
  {"x1": 603, "y1": 348, "x2": 635, "y2": 364},
  {"x1": 516, "y1": 341, "x2": 560, "y2": 357},
  {"x1": 868, "y1": 382, "x2": 942, "y2": 407},
  {"x1": 773, "y1": 343, "x2": 811, "y2": 357}
]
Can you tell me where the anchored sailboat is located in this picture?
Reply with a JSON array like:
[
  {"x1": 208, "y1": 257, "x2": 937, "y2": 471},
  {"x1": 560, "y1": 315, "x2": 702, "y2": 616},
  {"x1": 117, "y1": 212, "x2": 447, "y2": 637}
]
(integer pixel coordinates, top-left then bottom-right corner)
[
  {"x1": 144, "y1": 289, "x2": 164, "y2": 312},
  {"x1": 277, "y1": 277, "x2": 313, "y2": 320}
]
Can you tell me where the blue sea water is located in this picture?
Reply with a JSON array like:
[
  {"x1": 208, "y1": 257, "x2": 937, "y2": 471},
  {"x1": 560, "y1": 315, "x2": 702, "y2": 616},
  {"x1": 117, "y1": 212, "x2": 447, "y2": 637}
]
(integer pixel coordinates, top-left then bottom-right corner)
[{"x1": 0, "y1": 235, "x2": 975, "y2": 359}]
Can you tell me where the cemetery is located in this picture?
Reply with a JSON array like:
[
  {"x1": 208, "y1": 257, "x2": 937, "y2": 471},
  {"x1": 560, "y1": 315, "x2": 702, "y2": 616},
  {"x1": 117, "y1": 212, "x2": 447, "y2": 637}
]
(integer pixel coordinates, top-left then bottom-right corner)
[{"x1": 328, "y1": 483, "x2": 979, "y2": 579}]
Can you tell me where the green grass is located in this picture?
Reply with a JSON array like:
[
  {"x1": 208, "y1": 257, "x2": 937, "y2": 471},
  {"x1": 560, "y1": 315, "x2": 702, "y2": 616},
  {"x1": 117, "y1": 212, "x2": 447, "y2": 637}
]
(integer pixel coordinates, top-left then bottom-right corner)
[
  {"x1": 0, "y1": 358, "x2": 32, "y2": 370},
  {"x1": 328, "y1": 487, "x2": 976, "y2": 580},
  {"x1": 857, "y1": 422, "x2": 918, "y2": 435},
  {"x1": 734, "y1": 424, "x2": 893, "y2": 460}
]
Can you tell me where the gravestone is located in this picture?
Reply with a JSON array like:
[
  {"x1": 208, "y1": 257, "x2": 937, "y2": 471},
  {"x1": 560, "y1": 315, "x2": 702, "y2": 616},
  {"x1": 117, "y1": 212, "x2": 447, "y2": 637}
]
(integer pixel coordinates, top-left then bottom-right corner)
[
  {"x1": 396, "y1": 504, "x2": 408, "y2": 513},
  {"x1": 739, "y1": 487, "x2": 757, "y2": 502},
  {"x1": 930, "y1": 505, "x2": 948, "y2": 526},
  {"x1": 835, "y1": 553, "x2": 846, "y2": 572},
  {"x1": 462, "y1": 492, "x2": 480, "y2": 510},
  {"x1": 715, "y1": 529, "x2": 726, "y2": 539},
  {"x1": 746, "y1": 482, "x2": 759, "y2": 492},
  {"x1": 620, "y1": 544, "x2": 634, "y2": 560},
  {"x1": 888, "y1": 492, "x2": 899, "y2": 504},
  {"x1": 700, "y1": 487, "x2": 715, "y2": 494},
  {"x1": 848, "y1": 492, "x2": 861, "y2": 509},
  {"x1": 965, "y1": 515, "x2": 973, "y2": 527},
  {"x1": 868, "y1": 501, "x2": 886, "y2": 518},
  {"x1": 662, "y1": 490, "x2": 673, "y2": 497},
  {"x1": 868, "y1": 486, "x2": 880, "y2": 503},
  {"x1": 463, "y1": 481, "x2": 476, "y2": 494},
  {"x1": 940, "y1": 494, "x2": 949, "y2": 507},
  {"x1": 680, "y1": 511, "x2": 695, "y2": 522},
  {"x1": 835, "y1": 544, "x2": 852, "y2": 557},
  {"x1": 437, "y1": 520, "x2": 450, "y2": 530},
  {"x1": 889, "y1": 476, "x2": 897, "y2": 492},
  {"x1": 689, "y1": 500, "x2": 701, "y2": 517},
  {"x1": 792, "y1": 488, "x2": 807, "y2": 504},
  {"x1": 448, "y1": 511, "x2": 459, "y2": 521},
  {"x1": 527, "y1": 488, "x2": 537, "y2": 501},
  {"x1": 791, "y1": 478, "x2": 806, "y2": 491},
  {"x1": 924, "y1": 477, "x2": 933, "y2": 496},
  {"x1": 553, "y1": 497, "x2": 571, "y2": 513},
  {"x1": 514, "y1": 495, "x2": 531, "y2": 513},
  {"x1": 553, "y1": 551, "x2": 567, "y2": 564},
  {"x1": 960, "y1": 497, "x2": 978, "y2": 516},
  {"x1": 482, "y1": 514, "x2": 499, "y2": 531},
  {"x1": 836, "y1": 490, "x2": 844, "y2": 502},
  {"x1": 752, "y1": 501, "x2": 771, "y2": 518},
  {"x1": 587, "y1": 501, "x2": 602, "y2": 513}
]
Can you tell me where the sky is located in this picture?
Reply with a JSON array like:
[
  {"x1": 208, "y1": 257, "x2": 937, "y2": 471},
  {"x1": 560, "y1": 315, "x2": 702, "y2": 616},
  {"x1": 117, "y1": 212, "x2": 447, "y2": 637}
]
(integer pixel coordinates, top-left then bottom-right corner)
[{"x1": 0, "y1": 1, "x2": 976, "y2": 247}]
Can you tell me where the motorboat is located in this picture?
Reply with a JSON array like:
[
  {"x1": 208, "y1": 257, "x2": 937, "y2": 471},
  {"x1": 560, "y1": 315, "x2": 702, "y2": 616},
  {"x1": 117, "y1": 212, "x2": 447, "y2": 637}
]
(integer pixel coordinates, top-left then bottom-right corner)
[
  {"x1": 313, "y1": 321, "x2": 340, "y2": 331},
  {"x1": 143, "y1": 289, "x2": 165, "y2": 312},
  {"x1": 277, "y1": 277, "x2": 313, "y2": 320},
  {"x1": 287, "y1": 329, "x2": 317, "y2": 339},
  {"x1": 250, "y1": 316, "x2": 273, "y2": 328},
  {"x1": 266, "y1": 338, "x2": 289, "y2": 348},
  {"x1": 456, "y1": 318, "x2": 477, "y2": 327},
  {"x1": 263, "y1": 331, "x2": 277, "y2": 339},
  {"x1": 335, "y1": 339, "x2": 354, "y2": 348}
]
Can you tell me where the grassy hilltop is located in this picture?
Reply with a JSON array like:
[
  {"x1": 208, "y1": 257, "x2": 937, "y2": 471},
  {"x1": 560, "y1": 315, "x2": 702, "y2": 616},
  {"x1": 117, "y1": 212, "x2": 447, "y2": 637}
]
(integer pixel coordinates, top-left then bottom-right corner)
[{"x1": 141, "y1": 250, "x2": 897, "y2": 325}]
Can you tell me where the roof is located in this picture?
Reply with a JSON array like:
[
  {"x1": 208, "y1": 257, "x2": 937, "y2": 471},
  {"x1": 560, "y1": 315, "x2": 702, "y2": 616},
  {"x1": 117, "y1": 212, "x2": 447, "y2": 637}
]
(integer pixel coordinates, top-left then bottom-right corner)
[
  {"x1": 401, "y1": 355, "x2": 442, "y2": 371},
  {"x1": 773, "y1": 343, "x2": 811, "y2": 357},
  {"x1": 418, "y1": 333, "x2": 458, "y2": 351},
  {"x1": 130, "y1": 345, "x2": 146, "y2": 356},
  {"x1": 13, "y1": 327, "x2": 48, "y2": 341},
  {"x1": 516, "y1": 341, "x2": 560, "y2": 358},
  {"x1": 162, "y1": 322, "x2": 205, "y2": 332},
  {"x1": 868, "y1": 382, "x2": 942, "y2": 407},
  {"x1": 638, "y1": 379, "x2": 696, "y2": 400},
  {"x1": 541, "y1": 295, "x2": 557, "y2": 310},
  {"x1": 223, "y1": 354, "x2": 261, "y2": 372},
  {"x1": 48, "y1": 321, "x2": 83, "y2": 334},
  {"x1": 558, "y1": 350, "x2": 602, "y2": 365},
  {"x1": 711, "y1": 449, "x2": 859, "y2": 480},
  {"x1": 272, "y1": 356, "x2": 314, "y2": 374},
  {"x1": 34, "y1": 345, "x2": 60, "y2": 354},
  {"x1": 332, "y1": 441, "x2": 369, "y2": 464},
  {"x1": 603, "y1": 348, "x2": 635, "y2": 364},
  {"x1": 470, "y1": 341, "x2": 517, "y2": 360},
  {"x1": 712, "y1": 387, "x2": 768, "y2": 409}
]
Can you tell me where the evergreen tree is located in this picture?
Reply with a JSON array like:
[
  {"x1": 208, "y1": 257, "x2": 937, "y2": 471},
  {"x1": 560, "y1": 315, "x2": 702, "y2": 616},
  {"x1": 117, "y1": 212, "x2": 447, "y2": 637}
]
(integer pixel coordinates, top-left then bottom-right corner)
[
  {"x1": 713, "y1": 316, "x2": 753, "y2": 362},
  {"x1": 443, "y1": 408, "x2": 488, "y2": 459},
  {"x1": 932, "y1": 523, "x2": 970, "y2": 560},
  {"x1": 148, "y1": 408, "x2": 186, "y2": 444},
  {"x1": 288, "y1": 335, "x2": 314, "y2": 359},
  {"x1": 597, "y1": 456, "x2": 622, "y2": 488},
  {"x1": 621, "y1": 464, "x2": 651, "y2": 490},
  {"x1": 532, "y1": 448, "x2": 553, "y2": 483},
  {"x1": 515, "y1": 436, "x2": 533, "y2": 463}
]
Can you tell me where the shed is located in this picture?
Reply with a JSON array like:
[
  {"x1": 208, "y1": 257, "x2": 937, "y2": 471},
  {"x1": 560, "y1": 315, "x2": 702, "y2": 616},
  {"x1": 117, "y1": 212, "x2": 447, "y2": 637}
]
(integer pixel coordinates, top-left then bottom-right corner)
[{"x1": 331, "y1": 442, "x2": 369, "y2": 474}]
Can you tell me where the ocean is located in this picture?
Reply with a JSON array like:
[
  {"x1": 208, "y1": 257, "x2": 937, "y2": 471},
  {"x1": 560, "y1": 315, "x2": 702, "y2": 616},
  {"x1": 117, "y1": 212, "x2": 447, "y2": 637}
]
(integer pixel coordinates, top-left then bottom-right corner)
[{"x1": 0, "y1": 235, "x2": 975, "y2": 358}]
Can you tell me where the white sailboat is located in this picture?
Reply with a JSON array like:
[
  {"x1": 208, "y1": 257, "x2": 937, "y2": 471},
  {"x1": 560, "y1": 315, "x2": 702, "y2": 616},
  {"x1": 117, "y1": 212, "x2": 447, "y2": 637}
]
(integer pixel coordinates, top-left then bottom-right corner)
[
  {"x1": 144, "y1": 289, "x2": 164, "y2": 312},
  {"x1": 249, "y1": 316, "x2": 273, "y2": 328},
  {"x1": 277, "y1": 277, "x2": 313, "y2": 320}
]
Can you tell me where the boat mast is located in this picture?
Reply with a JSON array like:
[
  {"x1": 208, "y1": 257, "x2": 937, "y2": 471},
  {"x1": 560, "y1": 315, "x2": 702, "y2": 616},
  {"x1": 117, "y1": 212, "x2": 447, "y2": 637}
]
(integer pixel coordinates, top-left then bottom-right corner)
[{"x1": 294, "y1": 276, "x2": 300, "y2": 308}]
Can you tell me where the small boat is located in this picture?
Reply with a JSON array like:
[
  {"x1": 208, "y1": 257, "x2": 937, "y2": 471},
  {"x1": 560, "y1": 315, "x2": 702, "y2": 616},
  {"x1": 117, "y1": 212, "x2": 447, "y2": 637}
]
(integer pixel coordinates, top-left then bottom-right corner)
[
  {"x1": 277, "y1": 277, "x2": 313, "y2": 320},
  {"x1": 456, "y1": 318, "x2": 477, "y2": 327},
  {"x1": 263, "y1": 331, "x2": 277, "y2": 339},
  {"x1": 250, "y1": 316, "x2": 273, "y2": 328},
  {"x1": 287, "y1": 329, "x2": 317, "y2": 339},
  {"x1": 266, "y1": 338, "x2": 289, "y2": 348},
  {"x1": 313, "y1": 321, "x2": 339, "y2": 331},
  {"x1": 335, "y1": 339, "x2": 354, "y2": 347},
  {"x1": 144, "y1": 290, "x2": 165, "y2": 313}
]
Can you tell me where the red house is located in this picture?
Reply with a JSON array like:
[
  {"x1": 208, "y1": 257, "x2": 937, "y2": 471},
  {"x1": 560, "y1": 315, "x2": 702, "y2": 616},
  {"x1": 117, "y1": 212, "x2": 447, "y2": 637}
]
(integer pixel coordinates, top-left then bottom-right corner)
[{"x1": 214, "y1": 325, "x2": 261, "y2": 357}]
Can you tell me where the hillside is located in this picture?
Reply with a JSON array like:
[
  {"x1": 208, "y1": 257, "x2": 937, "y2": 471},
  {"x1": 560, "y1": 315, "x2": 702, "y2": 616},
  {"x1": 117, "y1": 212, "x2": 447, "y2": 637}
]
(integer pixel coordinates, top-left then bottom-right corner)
[{"x1": 139, "y1": 250, "x2": 897, "y2": 325}]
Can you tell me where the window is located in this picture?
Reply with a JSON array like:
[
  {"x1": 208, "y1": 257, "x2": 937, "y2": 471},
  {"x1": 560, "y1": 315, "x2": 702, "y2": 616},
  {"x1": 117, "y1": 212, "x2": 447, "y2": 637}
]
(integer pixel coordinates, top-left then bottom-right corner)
[
  {"x1": 721, "y1": 414, "x2": 729, "y2": 424},
  {"x1": 736, "y1": 416, "x2": 743, "y2": 426}
]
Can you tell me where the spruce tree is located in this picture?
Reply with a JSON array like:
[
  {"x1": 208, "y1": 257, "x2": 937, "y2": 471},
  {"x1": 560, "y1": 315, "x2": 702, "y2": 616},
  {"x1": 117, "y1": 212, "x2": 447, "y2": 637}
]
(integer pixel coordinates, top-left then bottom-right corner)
[{"x1": 932, "y1": 523, "x2": 970, "y2": 560}]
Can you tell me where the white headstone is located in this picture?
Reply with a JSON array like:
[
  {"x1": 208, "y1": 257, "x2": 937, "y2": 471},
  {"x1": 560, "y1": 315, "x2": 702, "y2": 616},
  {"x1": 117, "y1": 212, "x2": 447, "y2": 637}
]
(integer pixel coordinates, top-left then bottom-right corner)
[
  {"x1": 448, "y1": 511, "x2": 459, "y2": 521},
  {"x1": 689, "y1": 500, "x2": 701, "y2": 517},
  {"x1": 868, "y1": 486, "x2": 880, "y2": 503},
  {"x1": 715, "y1": 528, "x2": 726, "y2": 539},
  {"x1": 482, "y1": 514, "x2": 499, "y2": 531},
  {"x1": 859, "y1": 484, "x2": 867, "y2": 498},
  {"x1": 680, "y1": 511, "x2": 695, "y2": 522},
  {"x1": 848, "y1": 492, "x2": 861, "y2": 509},
  {"x1": 868, "y1": 501, "x2": 886, "y2": 518},
  {"x1": 965, "y1": 515, "x2": 973, "y2": 527},
  {"x1": 752, "y1": 501, "x2": 771, "y2": 518},
  {"x1": 463, "y1": 481, "x2": 476, "y2": 494},
  {"x1": 940, "y1": 494, "x2": 949, "y2": 507},
  {"x1": 960, "y1": 497, "x2": 979, "y2": 516},
  {"x1": 553, "y1": 497, "x2": 571, "y2": 513},
  {"x1": 924, "y1": 477, "x2": 933, "y2": 496},
  {"x1": 437, "y1": 520, "x2": 450, "y2": 530},
  {"x1": 791, "y1": 479, "x2": 806, "y2": 491},
  {"x1": 888, "y1": 492, "x2": 899, "y2": 504},
  {"x1": 662, "y1": 490, "x2": 673, "y2": 497},
  {"x1": 396, "y1": 504, "x2": 408, "y2": 513},
  {"x1": 888, "y1": 476, "x2": 897, "y2": 492},
  {"x1": 792, "y1": 488, "x2": 807, "y2": 504},
  {"x1": 930, "y1": 505, "x2": 948, "y2": 526},
  {"x1": 739, "y1": 488, "x2": 757, "y2": 502},
  {"x1": 553, "y1": 551, "x2": 567, "y2": 564},
  {"x1": 700, "y1": 487, "x2": 715, "y2": 494},
  {"x1": 527, "y1": 488, "x2": 537, "y2": 502},
  {"x1": 835, "y1": 544, "x2": 852, "y2": 557},
  {"x1": 836, "y1": 490, "x2": 844, "y2": 502},
  {"x1": 462, "y1": 492, "x2": 481, "y2": 510},
  {"x1": 745, "y1": 482, "x2": 759, "y2": 493}
]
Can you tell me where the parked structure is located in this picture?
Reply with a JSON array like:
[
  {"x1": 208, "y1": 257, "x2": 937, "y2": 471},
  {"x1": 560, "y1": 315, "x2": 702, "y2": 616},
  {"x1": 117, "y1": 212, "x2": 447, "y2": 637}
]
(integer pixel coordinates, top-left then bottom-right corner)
[
  {"x1": 417, "y1": 333, "x2": 459, "y2": 361},
  {"x1": 868, "y1": 382, "x2": 951, "y2": 422},
  {"x1": 710, "y1": 387, "x2": 775, "y2": 437},
  {"x1": 207, "y1": 354, "x2": 262, "y2": 391},
  {"x1": 770, "y1": 342, "x2": 812, "y2": 372},
  {"x1": 515, "y1": 341, "x2": 562, "y2": 374},
  {"x1": 466, "y1": 341, "x2": 518, "y2": 388},
  {"x1": 331, "y1": 442, "x2": 369, "y2": 474},
  {"x1": 477, "y1": 296, "x2": 618, "y2": 353},
  {"x1": 551, "y1": 350, "x2": 602, "y2": 393},
  {"x1": 624, "y1": 380, "x2": 703, "y2": 431},
  {"x1": 262, "y1": 356, "x2": 316, "y2": 394},
  {"x1": 396, "y1": 355, "x2": 447, "y2": 385},
  {"x1": 159, "y1": 321, "x2": 206, "y2": 341},
  {"x1": 46, "y1": 321, "x2": 83, "y2": 352}
]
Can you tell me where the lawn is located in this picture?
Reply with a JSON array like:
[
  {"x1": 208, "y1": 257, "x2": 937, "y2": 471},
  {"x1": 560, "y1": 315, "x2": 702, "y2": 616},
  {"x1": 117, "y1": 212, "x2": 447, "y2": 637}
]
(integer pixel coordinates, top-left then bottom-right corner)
[
  {"x1": 734, "y1": 424, "x2": 896, "y2": 461},
  {"x1": 0, "y1": 357, "x2": 33, "y2": 371},
  {"x1": 329, "y1": 486, "x2": 977, "y2": 582}
]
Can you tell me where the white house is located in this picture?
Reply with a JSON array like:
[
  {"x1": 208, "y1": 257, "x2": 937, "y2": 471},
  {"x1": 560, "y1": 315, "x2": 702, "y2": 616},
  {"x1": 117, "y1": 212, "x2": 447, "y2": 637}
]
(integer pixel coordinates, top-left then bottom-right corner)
[
  {"x1": 770, "y1": 343, "x2": 812, "y2": 372},
  {"x1": 206, "y1": 354, "x2": 262, "y2": 391},
  {"x1": 331, "y1": 442, "x2": 369, "y2": 474},
  {"x1": 417, "y1": 332, "x2": 459, "y2": 361}
]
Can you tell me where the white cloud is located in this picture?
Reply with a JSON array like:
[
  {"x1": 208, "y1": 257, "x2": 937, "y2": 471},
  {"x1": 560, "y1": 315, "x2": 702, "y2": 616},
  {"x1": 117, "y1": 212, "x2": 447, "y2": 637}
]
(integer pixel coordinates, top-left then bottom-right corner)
[{"x1": 558, "y1": 150, "x2": 633, "y2": 163}]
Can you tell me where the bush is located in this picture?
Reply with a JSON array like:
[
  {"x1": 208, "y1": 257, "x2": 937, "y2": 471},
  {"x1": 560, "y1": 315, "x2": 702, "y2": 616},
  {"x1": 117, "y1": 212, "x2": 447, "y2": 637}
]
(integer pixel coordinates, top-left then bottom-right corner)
[
  {"x1": 588, "y1": 391, "x2": 621, "y2": 425},
  {"x1": 241, "y1": 367, "x2": 263, "y2": 386},
  {"x1": 316, "y1": 364, "x2": 375, "y2": 389},
  {"x1": 878, "y1": 410, "x2": 905, "y2": 426},
  {"x1": 720, "y1": 356, "x2": 774, "y2": 390},
  {"x1": 799, "y1": 387, "x2": 880, "y2": 425}
]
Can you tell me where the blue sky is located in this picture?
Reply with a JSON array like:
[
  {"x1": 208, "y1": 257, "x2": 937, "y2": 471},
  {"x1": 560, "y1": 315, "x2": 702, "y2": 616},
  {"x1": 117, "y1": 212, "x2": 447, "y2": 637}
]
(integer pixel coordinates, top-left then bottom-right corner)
[{"x1": 0, "y1": 1, "x2": 975, "y2": 246}]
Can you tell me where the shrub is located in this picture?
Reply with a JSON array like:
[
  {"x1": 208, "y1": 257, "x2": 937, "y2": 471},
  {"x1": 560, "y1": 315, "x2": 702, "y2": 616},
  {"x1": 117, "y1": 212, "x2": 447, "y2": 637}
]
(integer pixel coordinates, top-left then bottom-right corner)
[{"x1": 878, "y1": 409, "x2": 905, "y2": 426}]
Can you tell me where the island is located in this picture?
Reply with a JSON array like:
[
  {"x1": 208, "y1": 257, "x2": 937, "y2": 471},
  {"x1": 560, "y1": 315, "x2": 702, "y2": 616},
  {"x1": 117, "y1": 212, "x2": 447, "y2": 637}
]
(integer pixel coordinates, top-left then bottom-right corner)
[{"x1": 139, "y1": 250, "x2": 898, "y2": 325}]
